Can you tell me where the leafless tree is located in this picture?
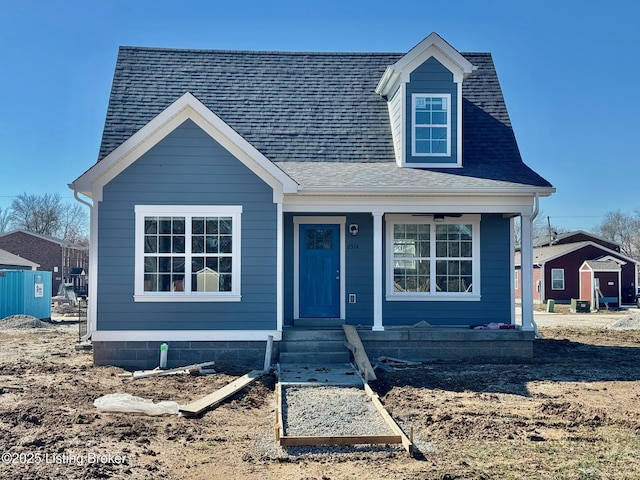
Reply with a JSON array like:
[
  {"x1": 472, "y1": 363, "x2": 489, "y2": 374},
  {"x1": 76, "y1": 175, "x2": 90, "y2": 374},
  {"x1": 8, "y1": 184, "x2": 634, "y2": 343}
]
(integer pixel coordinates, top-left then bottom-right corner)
[
  {"x1": 513, "y1": 211, "x2": 558, "y2": 247},
  {"x1": 596, "y1": 209, "x2": 640, "y2": 259},
  {"x1": 0, "y1": 207, "x2": 10, "y2": 234},
  {"x1": 8, "y1": 193, "x2": 88, "y2": 242},
  {"x1": 59, "y1": 202, "x2": 89, "y2": 243}
]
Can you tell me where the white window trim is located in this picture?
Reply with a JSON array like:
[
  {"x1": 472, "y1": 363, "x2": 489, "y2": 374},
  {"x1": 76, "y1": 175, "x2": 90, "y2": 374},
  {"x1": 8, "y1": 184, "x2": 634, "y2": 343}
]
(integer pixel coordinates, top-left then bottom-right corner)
[
  {"x1": 411, "y1": 93, "x2": 451, "y2": 157},
  {"x1": 551, "y1": 268, "x2": 565, "y2": 291},
  {"x1": 134, "y1": 205, "x2": 242, "y2": 302},
  {"x1": 385, "y1": 214, "x2": 480, "y2": 301}
]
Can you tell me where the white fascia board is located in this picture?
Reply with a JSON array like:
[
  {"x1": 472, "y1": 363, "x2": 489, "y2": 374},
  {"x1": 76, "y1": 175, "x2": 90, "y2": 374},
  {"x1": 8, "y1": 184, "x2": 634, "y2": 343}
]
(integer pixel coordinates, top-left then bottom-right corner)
[
  {"x1": 595, "y1": 255, "x2": 629, "y2": 266},
  {"x1": 71, "y1": 92, "x2": 298, "y2": 201},
  {"x1": 92, "y1": 330, "x2": 282, "y2": 342},
  {"x1": 400, "y1": 43, "x2": 474, "y2": 85},
  {"x1": 398, "y1": 33, "x2": 474, "y2": 76},
  {"x1": 376, "y1": 32, "x2": 475, "y2": 96},
  {"x1": 283, "y1": 192, "x2": 545, "y2": 214}
]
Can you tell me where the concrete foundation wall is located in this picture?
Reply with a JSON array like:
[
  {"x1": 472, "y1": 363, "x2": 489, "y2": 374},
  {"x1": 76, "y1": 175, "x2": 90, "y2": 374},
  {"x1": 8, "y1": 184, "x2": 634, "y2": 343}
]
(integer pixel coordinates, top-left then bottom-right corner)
[
  {"x1": 93, "y1": 329, "x2": 533, "y2": 369},
  {"x1": 93, "y1": 341, "x2": 279, "y2": 370},
  {"x1": 359, "y1": 328, "x2": 534, "y2": 362}
]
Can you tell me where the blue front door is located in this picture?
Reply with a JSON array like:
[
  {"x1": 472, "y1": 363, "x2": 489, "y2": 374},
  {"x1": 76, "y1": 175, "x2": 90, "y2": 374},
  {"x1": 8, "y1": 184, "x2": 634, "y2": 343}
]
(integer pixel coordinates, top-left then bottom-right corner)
[{"x1": 299, "y1": 224, "x2": 340, "y2": 318}]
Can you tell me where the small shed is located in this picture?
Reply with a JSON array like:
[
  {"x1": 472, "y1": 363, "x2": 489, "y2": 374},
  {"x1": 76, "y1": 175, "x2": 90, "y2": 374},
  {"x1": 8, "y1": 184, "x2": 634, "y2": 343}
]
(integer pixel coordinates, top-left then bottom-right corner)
[
  {"x1": 0, "y1": 270, "x2": 52, "y2": 320},
  {"x1": 579, "y1": 259, "x2": 621, "y2": 309}
]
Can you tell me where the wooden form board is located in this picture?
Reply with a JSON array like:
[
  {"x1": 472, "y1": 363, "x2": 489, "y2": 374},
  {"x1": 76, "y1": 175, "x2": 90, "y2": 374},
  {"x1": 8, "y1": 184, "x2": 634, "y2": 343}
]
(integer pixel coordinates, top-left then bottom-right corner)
[
  {"x1": 279, "y1": 433, "x2": 402, "y2": 447},
  {"x1": 342, "y1": 325, "x2": 377, "y2": 381},
  {"x1": 364, "y1": 383, "x2": 413, "y2": 455},
  {"x1": 275, "y1": 383, "x2": 284, "y2": 441},
  {"x1": 131, "y1": 361, "x2": 216, "y2": 380},
  {"x1": 179, "y1": 369, "x2": 263, "y2": 416}
]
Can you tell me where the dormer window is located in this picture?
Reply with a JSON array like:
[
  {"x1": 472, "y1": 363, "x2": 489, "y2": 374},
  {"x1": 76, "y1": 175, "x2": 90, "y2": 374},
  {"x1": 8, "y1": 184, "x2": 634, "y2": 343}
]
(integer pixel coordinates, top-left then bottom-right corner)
[
  {"x1": 412, "y1": 94, "x2": 450, "y2": 156},
  {"x1": 376, "y1": 32, "x2": 475, "y2": 168}
]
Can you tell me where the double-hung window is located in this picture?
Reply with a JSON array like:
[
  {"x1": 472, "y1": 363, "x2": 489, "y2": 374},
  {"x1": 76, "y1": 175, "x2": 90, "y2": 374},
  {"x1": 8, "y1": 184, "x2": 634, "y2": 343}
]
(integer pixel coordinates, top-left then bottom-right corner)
[
  {"x1": 412, "y1": 94, "x2": 451, "y2": 157},
  {"x1": 134, "y1": 205, "x2": 242, "y2": 302},
  {"x1": 551, "y1": 268, "x2": 565, "y2": 290},
  {"x1": 386, "y1": 215, "x2": 480, "y2": 300}
]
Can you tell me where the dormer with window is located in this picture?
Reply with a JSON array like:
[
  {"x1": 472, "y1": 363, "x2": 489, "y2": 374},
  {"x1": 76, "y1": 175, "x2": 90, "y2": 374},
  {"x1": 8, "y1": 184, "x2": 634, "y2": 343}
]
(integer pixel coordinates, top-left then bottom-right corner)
[{"x1": 376, "y1": 33, "x2": 476, "y2": 168}]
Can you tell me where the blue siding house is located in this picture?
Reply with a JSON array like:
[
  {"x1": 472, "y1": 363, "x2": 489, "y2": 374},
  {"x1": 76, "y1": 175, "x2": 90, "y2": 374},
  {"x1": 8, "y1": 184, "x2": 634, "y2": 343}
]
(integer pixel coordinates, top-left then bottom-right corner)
[{"x1": 71, "y1": 33, "x2": 554, "y2": 368}]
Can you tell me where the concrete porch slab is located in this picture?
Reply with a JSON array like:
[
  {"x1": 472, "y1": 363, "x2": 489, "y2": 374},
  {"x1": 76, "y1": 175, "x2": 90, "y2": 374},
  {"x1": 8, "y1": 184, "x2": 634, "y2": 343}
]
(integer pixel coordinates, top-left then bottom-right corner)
[{"x1": 277, "y1": 363, "x2": 364, "y2": 386}]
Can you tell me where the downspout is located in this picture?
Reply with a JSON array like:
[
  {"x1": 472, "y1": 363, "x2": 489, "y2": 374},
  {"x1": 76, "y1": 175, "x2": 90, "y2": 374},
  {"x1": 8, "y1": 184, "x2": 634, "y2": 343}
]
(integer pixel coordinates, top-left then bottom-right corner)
[
  {"x1": 72, "y1": 188, "x2": 93, "y2": 341},
  {"x1": 531, "y1": 192, "x2": 540, "y2": 222},
  {"x1": 530, "y1": 193, "x2": 540, "y2": 336}
]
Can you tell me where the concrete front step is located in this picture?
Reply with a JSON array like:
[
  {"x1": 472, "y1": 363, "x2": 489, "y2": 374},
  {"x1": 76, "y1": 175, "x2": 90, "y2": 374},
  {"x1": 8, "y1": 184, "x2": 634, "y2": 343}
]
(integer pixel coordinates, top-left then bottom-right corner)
[
  {"x1": 280, "y1": 339, "x2": 345, "y2": 353},
  {"x1": 293, "y1": 318, "x2": 345, "y2": 328},
  {"x1": 282, "y1": 329, "x2": 346, "y2": 341},
  {"x1": 279, "y1": 328, "x2": 351, "y2": 365},
  {"x1": 279, "y1": 351, "x2": 350, "y2": 364}
]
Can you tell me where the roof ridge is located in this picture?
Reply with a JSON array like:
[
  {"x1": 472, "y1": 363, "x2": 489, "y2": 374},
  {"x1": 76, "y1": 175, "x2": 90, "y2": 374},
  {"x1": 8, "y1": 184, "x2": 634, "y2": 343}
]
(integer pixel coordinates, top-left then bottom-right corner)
[
  {"x1": 118, "y1": 46, "x2": 401, "y2": 56},
  {"x1": 117, "y1": 45, "x2": 490, "y2": 56}
]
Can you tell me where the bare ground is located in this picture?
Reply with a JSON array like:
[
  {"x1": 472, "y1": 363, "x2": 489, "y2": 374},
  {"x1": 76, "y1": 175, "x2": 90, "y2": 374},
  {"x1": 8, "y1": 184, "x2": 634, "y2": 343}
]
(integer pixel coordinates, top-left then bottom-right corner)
[{"x1": 1, "y1": 311, "x2": 640, "y2": 479}]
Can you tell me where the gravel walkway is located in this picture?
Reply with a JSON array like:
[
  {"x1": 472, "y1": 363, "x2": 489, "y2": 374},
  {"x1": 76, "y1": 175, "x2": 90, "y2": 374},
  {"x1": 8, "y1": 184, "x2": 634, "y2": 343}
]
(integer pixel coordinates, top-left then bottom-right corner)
[{"x1": 282, "y1": 385, "x2": 394, "y2": 437}]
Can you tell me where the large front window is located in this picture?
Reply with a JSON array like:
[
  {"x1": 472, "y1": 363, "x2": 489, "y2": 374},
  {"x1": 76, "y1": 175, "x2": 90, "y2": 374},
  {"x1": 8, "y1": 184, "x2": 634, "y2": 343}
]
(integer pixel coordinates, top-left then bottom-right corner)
[
  {"x1": 387, "y1": 215, "x2": 479, "y2": 300},
  {"x1": 134, "y1": 205, "x2": 241, "y2": 302},
  {"x1": 412, "y1": 94, "x2": 451, "y2": 157}
]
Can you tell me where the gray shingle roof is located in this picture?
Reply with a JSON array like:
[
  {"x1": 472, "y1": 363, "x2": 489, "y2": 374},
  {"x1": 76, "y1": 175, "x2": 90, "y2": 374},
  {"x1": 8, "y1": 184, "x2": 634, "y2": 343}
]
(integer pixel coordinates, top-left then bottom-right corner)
[
  {"x1": 0, "y1": 249, "x2": 39, "y2": 268},
  {"x1": 97, "y1": 46, "x2": 552, "y2": 189},
  {"x1": 583, "y1": 260, "x2": 621, "y2": 270}
]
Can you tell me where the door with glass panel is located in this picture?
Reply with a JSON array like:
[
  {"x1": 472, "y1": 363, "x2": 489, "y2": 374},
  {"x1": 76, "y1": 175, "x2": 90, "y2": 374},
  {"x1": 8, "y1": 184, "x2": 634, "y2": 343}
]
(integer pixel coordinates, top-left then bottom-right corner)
[{"x1": 299, "y1": 224, "x2": 340, "y2": 318}]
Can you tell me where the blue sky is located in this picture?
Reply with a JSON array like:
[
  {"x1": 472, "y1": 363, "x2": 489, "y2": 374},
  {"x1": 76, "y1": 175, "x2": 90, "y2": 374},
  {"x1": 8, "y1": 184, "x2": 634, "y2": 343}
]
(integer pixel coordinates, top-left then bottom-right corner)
[{"x1": 1, "y1": 0, "x2": 638, "y2": 232}]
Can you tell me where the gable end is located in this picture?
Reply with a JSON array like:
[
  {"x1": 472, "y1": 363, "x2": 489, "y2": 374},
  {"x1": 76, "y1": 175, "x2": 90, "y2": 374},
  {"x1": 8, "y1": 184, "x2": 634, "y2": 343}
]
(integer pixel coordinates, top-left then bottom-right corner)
[{"x1": 71, "y1": 93, "x2": 298, "y2": 203}]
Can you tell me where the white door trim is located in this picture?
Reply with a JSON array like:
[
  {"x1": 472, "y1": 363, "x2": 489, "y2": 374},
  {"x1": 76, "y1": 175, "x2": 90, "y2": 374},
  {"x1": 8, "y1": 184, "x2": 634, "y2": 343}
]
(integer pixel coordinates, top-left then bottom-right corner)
[{"x1": 293, "y1": 216, "x2": 346, "y2": 320}]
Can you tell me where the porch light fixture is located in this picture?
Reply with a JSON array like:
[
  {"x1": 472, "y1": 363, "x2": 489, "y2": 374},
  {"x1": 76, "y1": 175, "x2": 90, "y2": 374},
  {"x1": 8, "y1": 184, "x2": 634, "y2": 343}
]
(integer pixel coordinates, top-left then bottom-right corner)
[{"x1": 349, "y1": 224, "x2": 359, "y2": 236}]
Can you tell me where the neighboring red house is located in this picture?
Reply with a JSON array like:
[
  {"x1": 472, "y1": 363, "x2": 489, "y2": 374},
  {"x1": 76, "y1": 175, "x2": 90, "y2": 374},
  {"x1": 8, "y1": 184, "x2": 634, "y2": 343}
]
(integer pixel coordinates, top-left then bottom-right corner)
[
  {"x1": 515, "y1": 231, "x2": 639, "y2": 307},
  {"x1": 0, "y1": 230, "x2": 89, "y2": 296}
]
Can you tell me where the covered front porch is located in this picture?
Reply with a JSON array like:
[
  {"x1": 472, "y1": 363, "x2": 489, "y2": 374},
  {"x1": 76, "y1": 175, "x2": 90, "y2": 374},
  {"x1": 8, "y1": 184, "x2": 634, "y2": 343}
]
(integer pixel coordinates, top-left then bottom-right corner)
[{"x1": 280, "y1": 206, "x2": 539, "y2": 333}]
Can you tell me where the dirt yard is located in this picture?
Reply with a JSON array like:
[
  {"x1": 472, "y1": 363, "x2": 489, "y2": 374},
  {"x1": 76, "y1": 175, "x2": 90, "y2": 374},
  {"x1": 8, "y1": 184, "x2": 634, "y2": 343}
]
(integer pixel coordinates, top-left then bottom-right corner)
[{"x1": 1, "y1": 309, "x2": 640, "y2": 480}]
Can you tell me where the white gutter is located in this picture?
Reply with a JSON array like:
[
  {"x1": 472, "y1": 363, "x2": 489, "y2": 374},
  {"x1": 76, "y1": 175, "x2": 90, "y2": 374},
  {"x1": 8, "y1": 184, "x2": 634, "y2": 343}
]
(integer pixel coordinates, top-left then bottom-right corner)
[
  {"x1": 293, "y1": 186, "x2": 556, "y2": 197},
  {"x1": 70, "y1": 186, "x2": 93, "y2": 342},
  {"x1": 531, "y1": 193, "x2": 541, "y2": 337},
  {"x1": 531, "y1": 192, "x2": 540, "y2": 220}
]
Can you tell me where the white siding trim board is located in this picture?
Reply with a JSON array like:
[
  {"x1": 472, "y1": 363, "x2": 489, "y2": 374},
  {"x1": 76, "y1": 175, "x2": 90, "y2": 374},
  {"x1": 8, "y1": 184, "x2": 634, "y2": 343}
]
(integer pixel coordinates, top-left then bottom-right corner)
[{"x1": 92, "y1": 330, "x2": 282, "y2": 342}]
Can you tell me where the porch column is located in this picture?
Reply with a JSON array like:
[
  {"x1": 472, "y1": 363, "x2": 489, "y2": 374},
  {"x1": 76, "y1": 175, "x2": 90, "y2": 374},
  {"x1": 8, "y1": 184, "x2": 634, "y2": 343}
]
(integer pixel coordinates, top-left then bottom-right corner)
[
  {"x1": 372, "y1": 211, "x2": 384, "y2": 331},
  {"x1": 520, "y1": 213, "x2": 534, "y2": 331},
  {"x1": 276, "y1": 201, "x2": 284, "y2": 332}
]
